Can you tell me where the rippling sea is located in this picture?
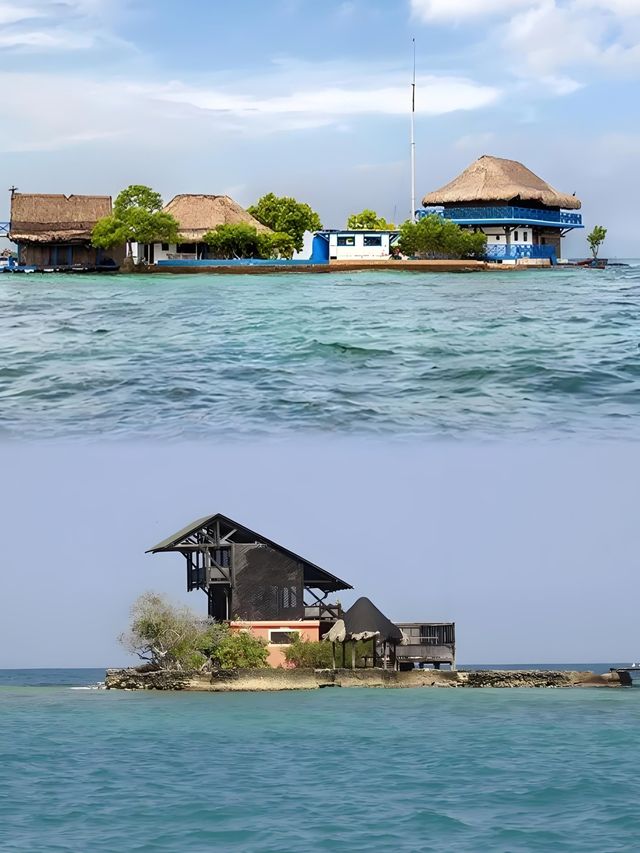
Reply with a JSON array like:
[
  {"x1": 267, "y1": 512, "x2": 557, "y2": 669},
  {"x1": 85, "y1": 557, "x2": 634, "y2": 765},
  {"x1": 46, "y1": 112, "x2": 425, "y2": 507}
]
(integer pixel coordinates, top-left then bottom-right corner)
[
  {"x1": 2, "y1": 266, "x2": 640, "y2": 440},
  {"x1": 1, "y1": 672, "x2": 639, "y2": 852}
]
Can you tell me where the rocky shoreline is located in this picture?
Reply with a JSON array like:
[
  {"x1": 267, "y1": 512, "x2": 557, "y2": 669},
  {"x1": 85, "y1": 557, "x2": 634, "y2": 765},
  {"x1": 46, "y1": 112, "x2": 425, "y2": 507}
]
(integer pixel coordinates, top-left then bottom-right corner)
[{"x1": 105, "y1": 667, "x2": 629, "y2": 691}]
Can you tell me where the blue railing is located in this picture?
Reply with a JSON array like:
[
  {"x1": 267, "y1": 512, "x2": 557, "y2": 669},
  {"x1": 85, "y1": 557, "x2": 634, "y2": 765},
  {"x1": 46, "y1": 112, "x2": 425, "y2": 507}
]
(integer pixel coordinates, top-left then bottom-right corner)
[
  {"x1": 0, "y1": 222, "x2": 9, "y2": 237},
  {"x1": 485, "y1": 244, "x2": 557, "y2": 263},
  {"x1": 418, "y1": 206, "x2": 582, "y2": 228}
]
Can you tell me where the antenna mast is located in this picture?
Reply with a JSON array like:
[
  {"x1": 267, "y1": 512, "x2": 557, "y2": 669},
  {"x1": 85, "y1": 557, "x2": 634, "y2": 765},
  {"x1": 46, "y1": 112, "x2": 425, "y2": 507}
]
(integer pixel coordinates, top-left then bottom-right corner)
[{"x1": 410, "y1": 38, "x2": 416, "y2": 222}]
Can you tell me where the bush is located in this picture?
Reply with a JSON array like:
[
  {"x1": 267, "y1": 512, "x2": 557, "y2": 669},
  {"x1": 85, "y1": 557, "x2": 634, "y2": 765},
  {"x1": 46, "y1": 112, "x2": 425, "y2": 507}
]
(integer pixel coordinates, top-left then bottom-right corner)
[
  {"x1": 212, "y1": 631, "x2": 269, "y2": 669},
  {"x1": 203, "y1": 224, "x2": 295, "y2": 260},
  {"x1": 284, "y1": 637, "x2": 376, "y2": 669},
  {"x1": 398, "y1": 214, "x2": 487, "y2": 259},
  {"x1": 119, "y1": 592, "x2": 227, "y2": 671}
]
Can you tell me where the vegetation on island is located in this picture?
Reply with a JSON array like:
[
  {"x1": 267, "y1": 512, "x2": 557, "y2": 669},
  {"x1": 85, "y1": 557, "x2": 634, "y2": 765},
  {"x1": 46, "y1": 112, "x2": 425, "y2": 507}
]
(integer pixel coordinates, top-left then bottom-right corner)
[
  {"x1": 397, "y1": 214, "x2": 487, "y2": 259},
  {"x1": 92, "y1": 185, "x2": 179, "y2": 256},
  {"x1": 248, "y1": 193, "x2": 322, "y2": 253},
  {"x1": 284, "y1": 636, "x2": 376, "y2": 669},
  {"x1": 587, "y1": 225, "x2": 607, "y2": 259},
  {"x1": 203, "y1": 223, "x2": 296, "y2": 259},
  {"x1": 347, "y1": 209, "x2": 396, "y2": 230},
  {"x1": 120, "y1": 592, "x2": 269, "y2": 671}
]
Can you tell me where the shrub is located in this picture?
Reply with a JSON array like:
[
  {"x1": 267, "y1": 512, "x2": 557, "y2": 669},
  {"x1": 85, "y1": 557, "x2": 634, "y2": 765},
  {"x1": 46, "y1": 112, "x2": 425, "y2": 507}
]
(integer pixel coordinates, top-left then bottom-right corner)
[
  {"x1": 398, "y1": 214, "x2": 486, "y2": 259},
  {"x1": 212, "y1": 631, "x2": 269, "y2": 669},
  {"x1": 284, "y1": 637, "x2": 376, "y2": 669}
]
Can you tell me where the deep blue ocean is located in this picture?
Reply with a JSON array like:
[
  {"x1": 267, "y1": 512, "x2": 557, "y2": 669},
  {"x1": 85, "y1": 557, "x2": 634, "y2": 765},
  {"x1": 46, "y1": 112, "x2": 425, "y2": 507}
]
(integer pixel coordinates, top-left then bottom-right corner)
[
  {"x1": 2, "y1": 266, "x2": 640, "y2": 441},
  {"x1": 1, "y1": 669, "x2": 639, "y2": 852}
]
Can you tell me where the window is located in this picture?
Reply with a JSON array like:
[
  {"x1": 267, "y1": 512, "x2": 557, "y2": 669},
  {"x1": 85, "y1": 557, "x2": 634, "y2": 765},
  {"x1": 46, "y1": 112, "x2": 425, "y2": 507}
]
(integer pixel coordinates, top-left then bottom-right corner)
[
  {"x1": 514, "y1": 231, "x2": 519, "y2": 242},
  {"x1": 495, "y1": 235, "x2": 501, "y2": 241},
  {"x1": 541, "y1": 237, "x2": 546, "y2": 245},
  {"x1": 337, "y1": 236, "x2": 355, "y2": 247},
  {"x1": 523, "y1": 232, "x2": 528, "y2": 242},
  {"x1": 281, "y1": 586, "x2": 298, "y2": 609},
  {"x1": 269, "y1": 630, "x2": 300, "y2": 645},
  {"x1": 161, "y1": 243, "x2": 169, "y2": 251},
  {"x1": 363, "y1": 235, "x2": 382, "y2": 247}
]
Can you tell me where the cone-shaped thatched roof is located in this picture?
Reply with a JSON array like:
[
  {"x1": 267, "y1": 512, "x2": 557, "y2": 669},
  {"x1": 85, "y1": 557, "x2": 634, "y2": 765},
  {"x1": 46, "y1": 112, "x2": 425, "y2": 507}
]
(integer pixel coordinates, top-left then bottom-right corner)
[
  {"x1": 343, "y1": 597, "x2": 403, "y2": 644},
  {"x1": 422, "y1": 155, "x2": 581, "y2": 210},
  {"x1": 163, "y1": 194, "x2": 271, "y2": 241},
  {"x1": 9, "y1": 193, "x2": 112, "y2": 242}
]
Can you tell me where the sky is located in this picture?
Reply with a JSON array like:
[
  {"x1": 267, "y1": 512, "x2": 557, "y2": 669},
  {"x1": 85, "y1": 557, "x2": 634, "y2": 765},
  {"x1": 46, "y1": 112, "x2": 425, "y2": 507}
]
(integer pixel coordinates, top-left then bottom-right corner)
[
  {"x1": 1, "y1": 0, "x2": 640, "y2": 254},
  {"x1": 1, "y1": 439, "x2": 638, "y2": 668}
]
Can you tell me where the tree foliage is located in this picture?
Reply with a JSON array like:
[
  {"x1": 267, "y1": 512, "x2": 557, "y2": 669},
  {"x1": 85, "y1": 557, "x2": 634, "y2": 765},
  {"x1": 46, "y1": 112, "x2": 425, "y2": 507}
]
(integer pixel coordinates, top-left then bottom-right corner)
[
  {"x1": 212, "y1": 630, "x2": 269, "y2": 669},
  {"x1": 203, "y1": 223, "x2": 295, "y2": 259},
  {"x1": 397, "y1": 214, "x2": 487, "y2": 259},
  {"x1": 587, "y1": 225, "x2": 607, "y2": 259},
  {"x1": 92, "y1": 185, "x2": 179, "y2": 251},
  {"x1": 120, "y1": 592, "x2": 268, "y2": 671},
  {"x1": 284, "y1": 637, "x2": 376, "y2": 669},
  {"x1": 347, "y1": 209, "x2": 395, "y2": 230},
  {"x1": 248, "y1": 193, "x2": 322, "y2": 253}
]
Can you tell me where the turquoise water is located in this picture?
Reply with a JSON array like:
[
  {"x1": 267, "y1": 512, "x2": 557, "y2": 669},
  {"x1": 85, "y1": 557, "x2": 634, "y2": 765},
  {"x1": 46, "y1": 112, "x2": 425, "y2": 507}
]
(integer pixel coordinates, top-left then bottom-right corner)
[
  {"x1": 2, "y1": 267, "x2": 640, "y2": 440},
  {"x1": 1, "y1": 682, "x2": 639, "y2": 852}
]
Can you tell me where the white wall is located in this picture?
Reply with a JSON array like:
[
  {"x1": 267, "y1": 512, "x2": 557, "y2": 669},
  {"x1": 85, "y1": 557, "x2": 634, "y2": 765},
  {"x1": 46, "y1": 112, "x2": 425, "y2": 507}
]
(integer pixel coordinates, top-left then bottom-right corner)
[
  {"x1": 471, "y1": 227, "x2": 533, "y2": 245},
  {"x1": 328, "y1": 232, "x2": 392, "y2": 260}
]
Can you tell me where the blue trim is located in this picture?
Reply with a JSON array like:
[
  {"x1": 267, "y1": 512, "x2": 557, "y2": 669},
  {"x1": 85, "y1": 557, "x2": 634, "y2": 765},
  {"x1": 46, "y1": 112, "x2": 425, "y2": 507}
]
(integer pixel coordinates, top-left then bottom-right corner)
[
  {"x1": 157, "y1": 258, "x2": 329, "y2": 268},
  {"x1": 418, "y1": 206, "x2": 583, "y2": 229},
  {"x1": 486, "y1": 244, "x2": 557, "y2": 263},
  {"x1": 0, "y1": 222, "x2": 9, "y2": 237}
]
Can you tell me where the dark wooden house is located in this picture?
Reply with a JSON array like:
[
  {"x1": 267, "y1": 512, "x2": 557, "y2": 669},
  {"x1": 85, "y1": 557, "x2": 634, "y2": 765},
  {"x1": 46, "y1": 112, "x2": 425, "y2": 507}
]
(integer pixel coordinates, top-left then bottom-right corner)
[
  {"x1": 147, "y1": 513, "x2": 352, "y2": 627},
  {"x1": 9, "y1": 193, "x2": 123, "y2": 270},
  {"x1": 396, "y1": 622, "x2": 456, "y2": 670}
]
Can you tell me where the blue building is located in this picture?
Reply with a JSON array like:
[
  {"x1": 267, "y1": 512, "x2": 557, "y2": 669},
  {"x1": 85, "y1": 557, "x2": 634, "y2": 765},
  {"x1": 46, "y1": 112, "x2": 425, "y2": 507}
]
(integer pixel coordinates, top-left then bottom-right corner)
[{"x1": 420, "y1": 155, "x2": 583, "y2": 263}]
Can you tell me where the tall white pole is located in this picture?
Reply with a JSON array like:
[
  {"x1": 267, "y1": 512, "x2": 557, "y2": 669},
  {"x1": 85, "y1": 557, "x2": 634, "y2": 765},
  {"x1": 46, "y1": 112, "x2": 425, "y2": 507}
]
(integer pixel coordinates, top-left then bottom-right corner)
[{"x1": 410, "y1": 38, "x2": 417, "y2": 222}]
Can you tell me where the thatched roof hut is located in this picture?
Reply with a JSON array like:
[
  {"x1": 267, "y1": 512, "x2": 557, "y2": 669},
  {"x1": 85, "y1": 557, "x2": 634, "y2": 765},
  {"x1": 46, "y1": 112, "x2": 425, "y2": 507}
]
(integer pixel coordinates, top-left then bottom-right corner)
[
  {"x1": 422, "y1": 155, "x2": 581, "y2": 210},
  {"x1": 325, "y1": 597, "x2": 403, "y2": 644},
  {"x1": 9, "y1": 194, "x2": 112, "y2": 242},
  {"x1": 163, "y1": 194, "x2": 271, "y2": 241}
]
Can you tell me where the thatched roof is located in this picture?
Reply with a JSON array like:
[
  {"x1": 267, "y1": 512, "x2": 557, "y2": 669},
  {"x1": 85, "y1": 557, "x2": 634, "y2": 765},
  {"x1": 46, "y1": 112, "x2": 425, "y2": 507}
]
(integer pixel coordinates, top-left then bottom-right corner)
[
  {"x1": 163, "y1": 194, "x2": 271, "y2": 241},
  {"x1": 422, "y1": 155, "x2": 581, "y2": 210},
  {"x1": 324, "y1": 597, "x2": 404, "y2": 644},
  {"x1": 10, "y1": 194, "x2": 112, "y2": 242}
]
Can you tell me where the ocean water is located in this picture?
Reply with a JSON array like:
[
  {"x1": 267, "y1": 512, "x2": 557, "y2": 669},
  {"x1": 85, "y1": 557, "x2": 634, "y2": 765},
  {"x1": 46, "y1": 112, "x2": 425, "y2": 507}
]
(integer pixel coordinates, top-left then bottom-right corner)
[
  {"x1": 2, "y1": 266, "x2": 640, "y2": 441},
  {"x1": 1, "y1": 677, "x2": 639, "y2": 852}
]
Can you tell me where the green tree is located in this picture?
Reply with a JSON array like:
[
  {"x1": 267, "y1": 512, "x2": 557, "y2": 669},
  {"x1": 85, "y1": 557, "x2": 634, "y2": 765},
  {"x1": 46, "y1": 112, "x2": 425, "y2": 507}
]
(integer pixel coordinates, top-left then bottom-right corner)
[
  {"x1": 204, "y1": 224, "x2": 295, "y2": 259},
  {"x1": 248, "y1": 193, "x2": 322, "y2": 253},
  {"x1": 347, "y1": 209, "x2": 395, "y2": 230},
  {"x1": 587, "y1": 225, "x2": 607, "y2": 259},
  {"x1": 92, "y1": 185, "x2": 179, "y2": 257},
  {"x1": 119, "y1": 592, "x2": 227, "y2": 671},
  {"x1": 284, "y1": 637, "x2": 376, "y2": 669},
  {"x1": 212, "y1": 631, "x2": 269, "y2": 669},
  {"x1": 398, "y1": 214, "x2": 486, "y2": 259}
]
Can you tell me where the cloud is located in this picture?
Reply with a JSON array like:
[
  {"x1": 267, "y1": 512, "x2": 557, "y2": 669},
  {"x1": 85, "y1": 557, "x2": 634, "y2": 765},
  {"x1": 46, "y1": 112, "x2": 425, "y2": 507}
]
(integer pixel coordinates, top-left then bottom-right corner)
[
  {"x1": 410, "y1": 0, "x2": 536, "y2": 21},
  {"x1": 0, "y1": 0, "x2": 129, "y2": 51},
  {"x1": 0, "y1": 63, "x2": 501, "y2": 155}
]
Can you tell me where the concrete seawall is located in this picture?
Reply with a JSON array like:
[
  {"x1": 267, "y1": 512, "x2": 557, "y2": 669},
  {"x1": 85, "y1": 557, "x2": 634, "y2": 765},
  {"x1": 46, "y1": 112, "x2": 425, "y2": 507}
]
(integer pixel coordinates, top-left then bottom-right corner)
[{"x1": 105, "y1": 667, "x2": 628, "y2": 691}]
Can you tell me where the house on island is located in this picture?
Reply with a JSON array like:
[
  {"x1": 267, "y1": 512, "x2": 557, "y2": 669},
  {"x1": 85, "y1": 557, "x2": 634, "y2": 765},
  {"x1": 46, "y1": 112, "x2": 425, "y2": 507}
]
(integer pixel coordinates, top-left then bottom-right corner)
[
  {"x1": 9, "y1": 193, "x2": 122, "y2": 270},
  {"x1": 421, "y1": 155, "x2": 583, "y2": 263},
  {"x1": 148, "y1": 512, "x2": 352, "y2": 667},
  {"x1": 149, "y1": 511, "x2": 456, "y2": 670},
  {"x1": 148, "y1": 194, "x2": 270, "y2": 264},
  {"x1": 311, "y1": 229, "x2": 400, "y2": 263}
]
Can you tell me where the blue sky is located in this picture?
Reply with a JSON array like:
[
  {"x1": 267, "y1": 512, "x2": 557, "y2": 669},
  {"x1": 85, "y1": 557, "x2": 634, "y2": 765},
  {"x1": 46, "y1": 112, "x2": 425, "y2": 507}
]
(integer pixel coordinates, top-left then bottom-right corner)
[
  {"x1": 1, "y1": 440, "x2": 638, "y2": 667},
  {"x1": 1, "y1": 0, "x2": 640, "y2": 253}
]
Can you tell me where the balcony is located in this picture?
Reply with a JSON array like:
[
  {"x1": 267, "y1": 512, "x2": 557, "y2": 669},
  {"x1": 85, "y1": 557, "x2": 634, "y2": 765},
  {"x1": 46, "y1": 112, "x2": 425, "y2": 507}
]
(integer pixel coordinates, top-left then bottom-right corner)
[
  {"x1": 486, "y1": 244, "x2": 558, "y2": 263},
  {"x1": 419, "y1": 206, "x2": 583, "y2": 229}
]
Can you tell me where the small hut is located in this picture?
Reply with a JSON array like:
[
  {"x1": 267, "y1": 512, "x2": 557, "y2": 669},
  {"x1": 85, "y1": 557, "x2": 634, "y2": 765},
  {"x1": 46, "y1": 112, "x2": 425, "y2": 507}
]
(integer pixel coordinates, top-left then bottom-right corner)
[
  {"x1": 149, "y1": 194, "x2": 270, "y2": 263},
  {"x1": 421, "y1": 155, "x2": 583, "y2": 262},
  {"x1": 325, "y1": 596, "x2": 403, "y2": 670},
  {"x1": 9, "y1": 193, "x2": 121, "y2": 270}
]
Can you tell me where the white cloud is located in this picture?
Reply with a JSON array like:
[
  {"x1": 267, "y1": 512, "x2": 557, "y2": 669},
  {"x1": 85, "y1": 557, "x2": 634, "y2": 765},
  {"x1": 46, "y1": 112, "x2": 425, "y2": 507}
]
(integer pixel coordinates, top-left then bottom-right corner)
[
  {"x1": 410, "y1": 0, "x2": 536, "y2": 21},
  {"x1": 0, "y1": 0, "x2": 128, "y2": 51},
  {"x1": 0, "y1": 64, "x2": 501, "y2": 155}
]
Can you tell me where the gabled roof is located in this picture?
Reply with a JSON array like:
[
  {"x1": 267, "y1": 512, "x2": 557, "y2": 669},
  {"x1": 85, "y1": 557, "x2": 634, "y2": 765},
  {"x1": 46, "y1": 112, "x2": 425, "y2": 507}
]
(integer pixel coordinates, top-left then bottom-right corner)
[
  {"x1": 422, "y1": 155, "x2": 581, "y2": 210},
  {"x1": 344, "y1": 597, "x2": 403, "y2": 643},
  {"x1": 9, "y1": 193, "x2": 112, "y2": 242},
  {"x1": 147, "y1": 512, "x2": 352, "y2": 592},
  {"x1": 163, "y1": 194, "x2": 271, "y2": 240}
]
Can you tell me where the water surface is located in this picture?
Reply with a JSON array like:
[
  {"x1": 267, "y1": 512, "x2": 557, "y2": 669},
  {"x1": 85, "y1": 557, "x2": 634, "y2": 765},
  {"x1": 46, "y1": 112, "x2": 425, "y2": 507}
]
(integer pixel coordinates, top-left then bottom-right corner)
[
  {"x1": 1, "y1": 682, "x2": 638, "y2": 852},
  {"x1": 2, "y1": 267, "x2": 640, "y2": 440}
]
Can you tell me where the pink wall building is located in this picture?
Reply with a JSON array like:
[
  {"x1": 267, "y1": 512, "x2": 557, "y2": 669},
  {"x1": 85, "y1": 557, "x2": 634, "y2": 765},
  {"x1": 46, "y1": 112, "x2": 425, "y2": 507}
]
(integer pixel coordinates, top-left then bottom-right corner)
[{"x1": 230, "y1": 621, "x2": 322, "y2": 667}]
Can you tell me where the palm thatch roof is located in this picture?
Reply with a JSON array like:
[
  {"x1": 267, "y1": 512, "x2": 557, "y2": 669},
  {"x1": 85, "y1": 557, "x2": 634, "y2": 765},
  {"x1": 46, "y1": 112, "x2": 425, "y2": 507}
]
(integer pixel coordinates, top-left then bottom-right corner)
[
  {"x1": 325, "y1": 597, "x2": 403, "y2": 644},
  {"x1": 163, "y1": 194, "x2": 271, "y2": 241},
  {"x1": 9, "y1": 194, "x2": 112, "y2": 242},
  {"x1": 422, "y1": 155, "x2": 581, "y2": 210}
]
